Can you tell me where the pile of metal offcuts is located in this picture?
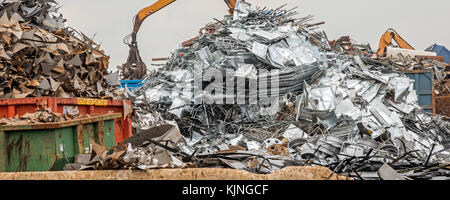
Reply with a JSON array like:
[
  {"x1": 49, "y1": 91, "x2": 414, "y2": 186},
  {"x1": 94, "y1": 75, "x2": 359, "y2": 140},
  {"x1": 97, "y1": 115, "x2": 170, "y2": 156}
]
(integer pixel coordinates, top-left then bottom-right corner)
[
  {"x1": 0, "y1": 0, "x2": 123, "y2": 99},
  {"x1": 78, "y1": 2, "x2": 450, "y2": 180}
]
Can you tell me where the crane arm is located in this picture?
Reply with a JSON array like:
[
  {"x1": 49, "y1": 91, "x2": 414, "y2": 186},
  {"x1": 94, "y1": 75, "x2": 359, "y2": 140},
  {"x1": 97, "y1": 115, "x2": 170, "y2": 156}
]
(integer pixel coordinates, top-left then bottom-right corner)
[
  {"x1": 377, "y1": 28, "x2": 415, "y2": 56},
  {"x1": 224, "y1": 0, "x2": 238, "y2": 14},
  {"x1": 121, "y1": 0, "x2": 176, "y2": 80},
  {"x1": 122, "y1": 0, "x2": 238, "y2": 80},
  {"x1": 392, "y1": 33, "x2": 414, "y2": 50},
  {"x1": 132, "y1": 0, "x2": 237, "y2": 42},
  {"x1": 131, "y1": 0, "x2": 177, "y2": 43}
]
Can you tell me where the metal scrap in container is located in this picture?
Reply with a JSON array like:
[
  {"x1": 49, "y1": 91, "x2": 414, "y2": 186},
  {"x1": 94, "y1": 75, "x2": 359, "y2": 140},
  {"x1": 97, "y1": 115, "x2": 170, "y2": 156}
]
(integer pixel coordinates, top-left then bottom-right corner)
[{"x1": 0, "y1": 109, "x2": 79, "y2": 125}]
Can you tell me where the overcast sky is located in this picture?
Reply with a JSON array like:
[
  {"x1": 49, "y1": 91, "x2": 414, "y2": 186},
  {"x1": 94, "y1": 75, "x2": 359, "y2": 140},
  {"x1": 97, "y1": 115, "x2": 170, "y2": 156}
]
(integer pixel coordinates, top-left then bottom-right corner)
[{"x1": 58, "y1": 0, "x2": 449, "y2": 71}]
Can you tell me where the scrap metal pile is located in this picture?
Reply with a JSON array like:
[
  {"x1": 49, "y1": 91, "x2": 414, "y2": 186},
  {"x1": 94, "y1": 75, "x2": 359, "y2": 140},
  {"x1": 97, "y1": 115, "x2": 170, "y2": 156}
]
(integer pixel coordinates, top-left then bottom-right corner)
[
  {"x1": 72, "y1": 2, "x2": 450, "y2": 180},
  {"x1": 0, "y1": 0, "x2": 123, "y2": 99},
  {"x1": 330, "y1": 34, "x2": 450, "y2": 118},
  {"x1": 133, "y1": 2, "x2": 326, "y2": 131},
  {"x1": 369, "y1": 45, "x2": 450, "y2": 117},
  {"x1": 374, "y1": 50, "x2": 449, "y2": 98}
]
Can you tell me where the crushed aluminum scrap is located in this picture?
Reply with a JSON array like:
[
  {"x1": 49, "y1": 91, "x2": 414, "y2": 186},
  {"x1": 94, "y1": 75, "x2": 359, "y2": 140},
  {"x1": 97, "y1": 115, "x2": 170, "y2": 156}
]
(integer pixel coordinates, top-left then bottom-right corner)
[
  {"x1": 133, "y1": 0, "x2": 325, "y2": 137},
  {"x1": 0, "y1": 0, "x2": 124, "y2": 99},
  {"x1": 71, "y1": 1, "x2": 450, "y2": 180}
]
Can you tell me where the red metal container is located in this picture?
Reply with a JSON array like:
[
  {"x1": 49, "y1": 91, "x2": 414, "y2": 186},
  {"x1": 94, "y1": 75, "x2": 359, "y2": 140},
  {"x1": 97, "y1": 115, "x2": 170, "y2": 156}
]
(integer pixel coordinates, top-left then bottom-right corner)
[{"x1": 0, "y1": 97, "x2": 132, "y2": 144}]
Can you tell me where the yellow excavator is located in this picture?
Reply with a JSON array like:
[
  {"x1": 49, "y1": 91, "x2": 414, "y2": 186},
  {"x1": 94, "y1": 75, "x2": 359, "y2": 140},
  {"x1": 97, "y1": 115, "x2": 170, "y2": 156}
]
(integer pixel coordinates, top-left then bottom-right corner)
[
  {"x1": 377, "y1": 28, "x2": 415, "y2": 56},
  {"x1": 121, "y1": 0, "x2": 238, "y2": 80}
]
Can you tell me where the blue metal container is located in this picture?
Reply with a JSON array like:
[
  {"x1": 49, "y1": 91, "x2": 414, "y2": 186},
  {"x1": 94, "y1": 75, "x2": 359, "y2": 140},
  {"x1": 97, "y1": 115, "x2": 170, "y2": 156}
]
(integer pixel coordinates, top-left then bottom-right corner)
[
  {"x1": 426, "y1": 44, "x2": 450, "y2": 64},
  {"x1": 404, "y1": 71, "x2": 433, "y2": 113},
  {"x1": 120, "y1": 80, "x2": 145, "y2": 92}
]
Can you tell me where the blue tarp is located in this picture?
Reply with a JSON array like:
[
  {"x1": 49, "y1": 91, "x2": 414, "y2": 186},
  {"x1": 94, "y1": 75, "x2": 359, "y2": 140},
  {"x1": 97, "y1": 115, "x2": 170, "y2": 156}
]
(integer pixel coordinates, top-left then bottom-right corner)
[{"x1": 426, "y1": 44, "x2": 450, "y2": 64}]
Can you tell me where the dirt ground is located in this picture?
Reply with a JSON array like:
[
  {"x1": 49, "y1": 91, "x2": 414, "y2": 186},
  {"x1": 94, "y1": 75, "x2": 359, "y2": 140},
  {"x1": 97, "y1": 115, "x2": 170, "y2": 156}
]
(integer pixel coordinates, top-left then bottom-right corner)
[{"x1": 0, "y1": 166, "x2": 350, "y2": 180}]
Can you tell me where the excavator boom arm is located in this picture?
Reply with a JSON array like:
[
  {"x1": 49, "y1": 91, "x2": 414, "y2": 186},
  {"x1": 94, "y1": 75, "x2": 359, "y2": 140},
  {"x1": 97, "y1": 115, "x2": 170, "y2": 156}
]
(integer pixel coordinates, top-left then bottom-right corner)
[
  {"x1": 224, "y1": 0, "x2": 238, "y2": 14},
  {"x1": 133, "y1": 0, "x2": 238, "y2": 40},
  {"x1": 132, "y1": 0, "x2": 176, "y2": 42},
  {"x1": 123, "y1": 0, "x2": 238, "y2": 80},
  {"x1": 393, "y1": 33, "x2": 414, "y2": 50},
  {"x1": 377, "y1": 28, "x2": 415, "y2": 55}
]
